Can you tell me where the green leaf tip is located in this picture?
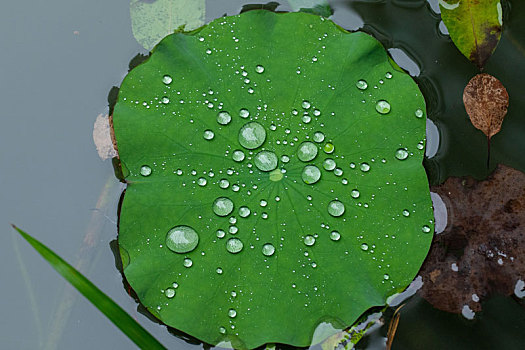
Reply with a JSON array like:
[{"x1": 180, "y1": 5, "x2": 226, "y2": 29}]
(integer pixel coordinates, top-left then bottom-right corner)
[
  {"x1": 113, "y1": 10, "x2": 434, "y2": 348},
  {"x1": 12, "y1": 225, "x2": 166, "y2": 350},
  {"x1": 439, "y1": 0, "x2": 503, "y2": 68}
]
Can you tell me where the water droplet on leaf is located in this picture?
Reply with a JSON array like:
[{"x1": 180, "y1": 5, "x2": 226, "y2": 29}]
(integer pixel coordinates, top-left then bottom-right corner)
[
  {"x1": 239, "y1": 122, "x2": 266, "y2": 149},
  {"x1": 328, "y1": 200, "x2": 345, "y2": 217},
  {"x1": 162, "y1": 75, "x2": 172, "y2": 85},
  {"x1": 297, "y1": 142, "x2": 318, "y2": 162},
  {"x1": 226, "y1": 238, "x2": 243, "y2": 253},
  {"x1": 165, "y1": 288, "x2": 176, "y2": 298},
  {"x1": 304, "y1": 235, "x2": 316, "y2": 246},
  {"x1": 395, "y1": 148, "x2": 409, "y2": 160},
  {"x1": 217, "y1": 111, "x2": 232, "y2": 125},
  {"x1": 203, "y1": 130, "x2": 215, "y2": 140},
  {"x1": 140, "y1": 165, "x2": 152, "y2": 177},
  {"x1": 375, "y1": 100, "x2": 391, "y2": 114},
  {"x1": 254, "y1": 151, "x2": 278, "y2": 172},
  {"x1": 302, "y1": 165, "x2": 321, "y2": 184},
  {"x1": 166, "y1": 226, "x2": 199, "y2": 253},
  {"x1": 262, "y1": 243, "x2": 275, "y2": 256},
  {"x1": 356, "y1": 80, "x2": 368, "y2": 90},
  {"x1": 213, "y1": 197, "x2": 234, "y2": 217}
]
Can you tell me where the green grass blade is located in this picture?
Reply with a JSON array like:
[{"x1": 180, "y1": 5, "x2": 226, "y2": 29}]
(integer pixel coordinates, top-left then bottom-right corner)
[{"x1": 11, "y1": 224, "x2": 166, "y2": 350}]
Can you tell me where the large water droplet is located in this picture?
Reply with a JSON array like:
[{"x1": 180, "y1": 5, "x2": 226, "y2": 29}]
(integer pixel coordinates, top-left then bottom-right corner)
[
  {"x1": 161, "y1": 96, "x2": 170, "y2": 104},
  {"x1": 395, "y1": 148, "x2": 409, "y2": 160},
  {"x1": 351, "y1": 189, "x2": 360, "y2": 198},
  {"x1": 213, "y1": 197, "x2": 234, "y2": 216},
  {"x1": 239, "y1": 122, "x2": 266, "y2": 149},
  {"x1": 216, "y1": 267, "x2": 223, "y2": 274},
  {"x1": 304, "y1": 235, "x2": 316, "y2": 246},
  {"x1": 197, "y1": 177, "x2": 207, "y2": 186},
  {"x1": 356, "y1": 80, "x2": 368, "y2": 90},
  {"x1": 254, "y1": 151, "x2": 278, "y2": 172},
  {"x1": 255, "y1": 65, "x2": 265, "y2": 73},
  {"x1": 375, "y1": 100, "x2": 391, "y2": 114},
  {"x1": 323, "y1": 158, "x2": 336, "y2": 171},
  {"x1": 166, "y1": 226, "x2": 199, "y2": 253},
  {"x1": 217, "y1": 111, "x2": 232, "y2": 125},
  {"x1": 302, "y1": 100, "x2": 311, "y2": 109},
  {"x1": 239, "y1": 108, "x2": 250, "y2": 118},
  {"x1": 360, "y1": 163, "x2": 370, "y2": 172},
  {"x1": 361, "y1": 243, "x2": 369, "y2": 251},
  {"x1": 415, "y1": 108, "x2": 424, "y2": 118},
  {"x1": 313, "y1": 132, "x2": 325, "y2": 143},
  {"x1": 162, "y1": 75, "x2": 173, "y2": 85},
  {"x1": 262, "y1": 243, "x2": 275, "y2": 256},
  {"x1": 232, "y1": 150, "x2": 245, "y2": 162},
  {"x1": 165, "y1": 288, "x2": 176, "y2": 298},
  {"x1": 203, "y1": 130, "x2": 215, "y2": 140},
  {"x1": 228, "y1": 308, "x2": 237, "y2": 318},
  {"x1": 385, "y1": 72, "x2": 393, "y2": 79},
  {"x1": 183, "y1": 258, "x2": 193, "y2": 268},
  {"x1": 226, "y1": 238, "x2": 243, "y2": 254},
  {"x1": 140, "y1": 165, "x2": 152, "y2": 177},
  {"x1": 281, "y1": 155, "x2": 290, "y2": 163},
  {"x1": 402, "y1": 209, "x2": 410, "y2": 217},
  {"x1": 297, "y1": 142, "x2": 318, "y2": 162},
  {"x1": 239, "y1": 206, "x2": 251, "y2": 218},
  {"x1": 330, "y1": 231, "x2": 341, "y2": 241},
  {"x1": 219, "y1": 179, "x2": 230, "y2": 189},
  {"x1": 328, "y1": 200, "x2": 345, "y2": 217},
  {"x1": 302, "y1": 165, "x2": 321, "y2": 184},
  {"x1": 219, "y1": 326, "x2": 226, "y2": 334}
]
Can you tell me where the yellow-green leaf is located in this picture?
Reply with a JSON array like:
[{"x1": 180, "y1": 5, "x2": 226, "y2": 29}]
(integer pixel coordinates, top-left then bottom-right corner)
[{"x1": 439, "y1": 0, "x2": 503, "y2": 68}]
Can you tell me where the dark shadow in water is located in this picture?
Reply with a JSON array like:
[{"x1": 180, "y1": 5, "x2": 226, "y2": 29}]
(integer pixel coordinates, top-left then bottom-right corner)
[{"x1": 240, "y1": 2, "x2": 282, "y2": 13}]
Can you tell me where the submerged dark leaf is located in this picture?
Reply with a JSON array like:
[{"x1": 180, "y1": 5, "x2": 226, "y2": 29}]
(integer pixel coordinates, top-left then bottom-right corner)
[{"x1": 419, "y1": 165, "x2": 525, "y2": 314}]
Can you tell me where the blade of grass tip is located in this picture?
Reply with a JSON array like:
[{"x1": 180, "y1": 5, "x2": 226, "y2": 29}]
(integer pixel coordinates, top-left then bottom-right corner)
[
  {"x1": 11, "y1": 224, "x2": 166, "y2": 350},
  {"x1": 11, "y1": 231, "x2": 44, "y2": 346}
]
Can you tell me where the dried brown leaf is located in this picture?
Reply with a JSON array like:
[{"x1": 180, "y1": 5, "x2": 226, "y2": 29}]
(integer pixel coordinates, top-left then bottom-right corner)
[
  {"x1": 419, "y1": 165, "x2": 525, "y2": 314},
  {"x1": 463, "y1": 73, "x2": 509, "y2": 138}
]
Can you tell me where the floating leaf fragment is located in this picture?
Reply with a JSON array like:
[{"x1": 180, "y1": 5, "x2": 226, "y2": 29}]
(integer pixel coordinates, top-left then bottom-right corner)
[
  {"x1": 130, "y1": 0, "x2": 205, "y2": 51},
  {"x1": 439, "y1": 0, "x2": 503, "y2": 68}
]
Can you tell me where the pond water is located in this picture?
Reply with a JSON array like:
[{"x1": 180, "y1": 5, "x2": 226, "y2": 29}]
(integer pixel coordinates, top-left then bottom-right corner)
[{"x1": 1, "y1": 0, "x2": 523, "y2": 349}]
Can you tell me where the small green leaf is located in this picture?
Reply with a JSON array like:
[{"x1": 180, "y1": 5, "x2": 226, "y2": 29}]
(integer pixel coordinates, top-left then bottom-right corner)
[
  {"x1": 130, "y1": 0, "x2": 205, "y2": 51},
  {"x1": 439, "y1": 0, "x2": 503, "y2": 68},
  {"x1": 11, "y1": 225, "x2": 166, "y2": 350},
  {"x1": 113, "y1": 10, "x2": 434, "y2": 348}
]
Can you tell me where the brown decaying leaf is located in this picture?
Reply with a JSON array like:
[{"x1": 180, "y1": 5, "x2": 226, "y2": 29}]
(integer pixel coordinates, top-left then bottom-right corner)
[
  {"x1": 463, "y1": 73, "x2": 509, "y2": 138},
  {"x1": 93, "y1": 114, "x2": 118, "y2": 160},
  {"x1": 386, "y1": 305, "x2": 404, "y2": 350},
  {"x1": 419, "y1": 165, "x2": 525, "y2": 314}
]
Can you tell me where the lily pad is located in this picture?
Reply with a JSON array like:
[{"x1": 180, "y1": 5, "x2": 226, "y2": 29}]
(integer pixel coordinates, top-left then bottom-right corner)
[{"x1": 112, "y1": 10, "x2": 433, "y2": 348}]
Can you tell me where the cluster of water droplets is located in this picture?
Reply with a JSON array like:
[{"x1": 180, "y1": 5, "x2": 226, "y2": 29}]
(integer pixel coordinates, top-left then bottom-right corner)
[{"x1": 122, "y1": 26, "x2": 435, "y2": 333}]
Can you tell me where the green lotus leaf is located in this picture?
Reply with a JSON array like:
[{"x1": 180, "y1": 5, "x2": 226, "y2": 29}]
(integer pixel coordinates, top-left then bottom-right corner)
[{"x1": 113, "y1": 10, "x2": 434, "y2": 349}]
